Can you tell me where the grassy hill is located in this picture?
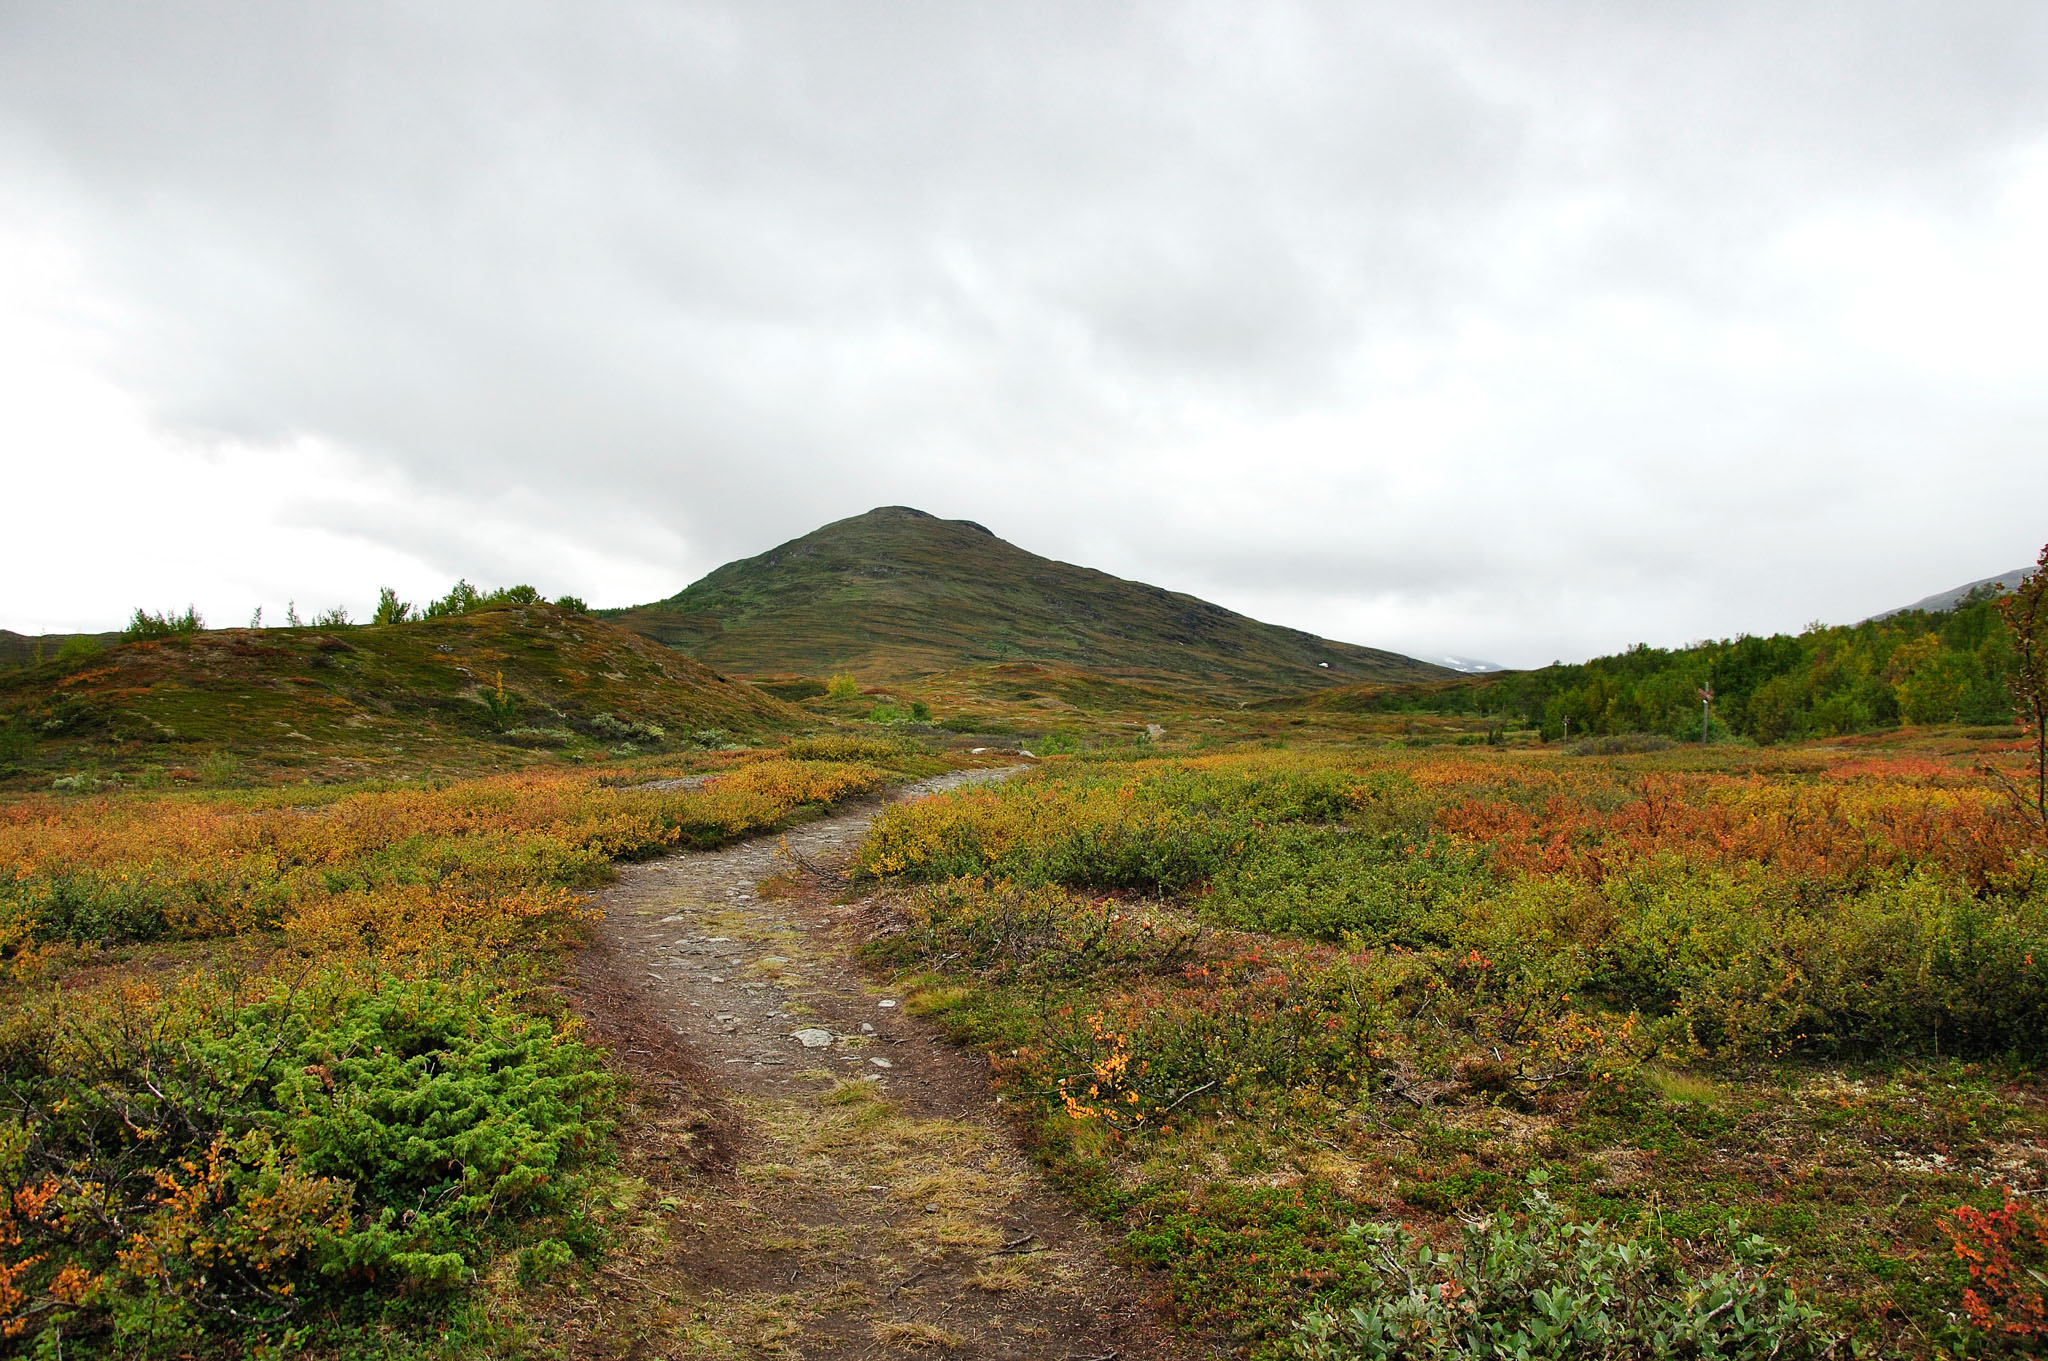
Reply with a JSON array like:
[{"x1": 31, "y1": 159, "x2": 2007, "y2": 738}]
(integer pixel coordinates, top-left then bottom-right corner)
[
  {"x1": 0, "y1": 628, "x2": 121, "y2": 670},
  {"x1": 0, "y1": 603, "x2": 803, "y2": 787},
  {"x1": 606, "y1": 506, "x2": 1450, "y2": 698}
]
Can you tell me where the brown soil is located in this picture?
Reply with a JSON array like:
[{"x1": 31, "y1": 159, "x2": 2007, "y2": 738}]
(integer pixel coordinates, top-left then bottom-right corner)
[{"x1": 557, "y1": 771, "x2": 1206, "y2": 1360}]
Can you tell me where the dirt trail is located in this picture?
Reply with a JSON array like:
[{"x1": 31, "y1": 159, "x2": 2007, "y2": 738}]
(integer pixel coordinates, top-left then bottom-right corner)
[{"x1": 564, "y1": 771, "x2": 1198, "y2": 1361}]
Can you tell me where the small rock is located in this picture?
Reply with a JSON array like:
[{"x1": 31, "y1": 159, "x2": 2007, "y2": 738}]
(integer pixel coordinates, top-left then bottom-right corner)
[
  {"x1": 877, "y1": 999, "x2": 897, "y2": 1008},
  {"x1": 790, "y1": 1028, "x2": 834, "y2": 1048},
  {"x1": 923, "y1": 1202, "x2": 938, "y2": 1214},
  {"x1": 870, "y1": 1057, "x2": 892, "y2": 1068},
  {"x1": 758, "y1": 955, "x2": 788, "y2": 966},
  {"x1": 707, "y1": 976, "x2": 725, "y2": 983},
  {"x1": 861, "y1": 1022, "x2": 874, "y2": 1033}
]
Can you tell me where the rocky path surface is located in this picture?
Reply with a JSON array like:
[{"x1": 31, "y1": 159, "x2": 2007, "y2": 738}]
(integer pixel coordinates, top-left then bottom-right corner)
[{"x1": 565, "y1": 771, "x2": 1198, "y2": 1361}]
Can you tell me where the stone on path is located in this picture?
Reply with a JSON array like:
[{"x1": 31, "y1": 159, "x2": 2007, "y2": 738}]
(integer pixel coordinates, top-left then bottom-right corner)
[{"x1": 791, "y1": 1028, "x2": 834, "y2": 1048}]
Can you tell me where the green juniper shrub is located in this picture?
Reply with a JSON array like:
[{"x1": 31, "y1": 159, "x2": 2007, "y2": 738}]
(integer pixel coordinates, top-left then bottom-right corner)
[
  {"x1": 1290, "y1": 1177, "x2": 1837, "y2": 1360},
  {"x1": 584, "y1": 711, "x2": 663, "y2": 745},
  {"x1": 0, "y1": 969, "x2": 614, "y2": 1354}
]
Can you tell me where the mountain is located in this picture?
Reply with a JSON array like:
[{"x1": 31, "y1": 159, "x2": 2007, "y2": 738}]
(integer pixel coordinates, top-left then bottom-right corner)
[
  {"x1": 606, "y1": 507, "x2": 1452, "y2": 697},
  {"x1": 1867, "y1": 568, "x2": 2034, "y2": 621},
  {"x1": 0, "y1": 629, "x2": 121, "y2": 670},
  {"x1": 0, "y1": 603, "x2": 801, "y2": 786},
  {"x1": 1433, "y1": 655, "x2": 1505, "y2": 674}
]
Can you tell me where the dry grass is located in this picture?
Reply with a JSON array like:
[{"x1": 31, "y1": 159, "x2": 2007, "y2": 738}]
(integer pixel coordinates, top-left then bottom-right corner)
[
  {"x1": 965, "y1": 1261, "x2": 1030, "y2": 1293},
  {"x1": 871, "y1": 1319, "x2": 967, "y2": 1349}
]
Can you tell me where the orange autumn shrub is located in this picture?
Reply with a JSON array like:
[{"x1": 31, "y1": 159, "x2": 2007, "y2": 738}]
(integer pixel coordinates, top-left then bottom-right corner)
[
  {"x1": 1943, "y1": 1189, "x2": 2048, "y2": 1341},
  {"x1": 0, "y1": 758, "x2": 886, "y2": 947},
  {"x1": 1434, "y1": 775, "x2": 2026, "y2": 888}
]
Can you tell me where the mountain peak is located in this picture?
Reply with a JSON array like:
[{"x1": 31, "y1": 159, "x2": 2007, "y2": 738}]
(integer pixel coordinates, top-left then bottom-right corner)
[
  {"x1": 832, "y1": 506, "x2": 993, "y2": 537},
  {"x1": 611, "y1": 511, "x2": 1448, "y2": 697}
]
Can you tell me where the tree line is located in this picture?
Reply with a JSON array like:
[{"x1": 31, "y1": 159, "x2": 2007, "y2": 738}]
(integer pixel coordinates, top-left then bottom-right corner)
[{"x1": 1371, "y1": 585, "x2": 2025, "y2": 744}]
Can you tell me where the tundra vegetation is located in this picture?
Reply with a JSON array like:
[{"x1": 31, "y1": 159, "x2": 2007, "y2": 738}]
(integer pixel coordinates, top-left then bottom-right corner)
[
  {"x1": 0, "y1": 749, "x2": 930, "y2": 1355},
  {"x1": 0, "y1": 549, "x2": 2042, "y2": 1357},
  {"x1": 855, "y1": 742, "x2": 2048, "y2": 1356}
]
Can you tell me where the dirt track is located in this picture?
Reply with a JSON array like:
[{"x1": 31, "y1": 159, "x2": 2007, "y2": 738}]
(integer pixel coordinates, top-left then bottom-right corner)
[{"x1": 563, "y1": 771, "x2": 1201, "y2": 1360}]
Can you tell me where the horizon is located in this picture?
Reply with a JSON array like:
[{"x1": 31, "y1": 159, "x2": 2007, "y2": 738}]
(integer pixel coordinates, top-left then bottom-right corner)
[{"x1": 5, "y1": 500, "x2": 2029, "y2": 676}]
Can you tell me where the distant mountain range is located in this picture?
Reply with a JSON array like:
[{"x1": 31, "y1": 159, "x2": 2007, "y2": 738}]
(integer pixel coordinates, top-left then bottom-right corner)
[
  {"x1": 1433, "y1": 655, "x2": 1505, "y2": 674},
  {"x1": 1867, "y1": 567, "x2": 2034, "y2": 621},
  {"x1": 606, "y1": 506, "x2": 1451, "y2": 697}
]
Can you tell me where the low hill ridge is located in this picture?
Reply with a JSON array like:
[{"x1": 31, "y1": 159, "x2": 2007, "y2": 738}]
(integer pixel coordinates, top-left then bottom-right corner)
[
  {"x1": 0, "y1": 604, "x2": 802, "y2": 785},
  {"x1": 607, "y1": 507, "x2": 1450, "y2": 696}
]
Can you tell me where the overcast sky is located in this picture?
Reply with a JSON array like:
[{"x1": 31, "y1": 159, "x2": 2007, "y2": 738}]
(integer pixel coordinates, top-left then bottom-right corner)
[{"x1": 2, "y1": 2, "x2": 2045, "y2": 667}]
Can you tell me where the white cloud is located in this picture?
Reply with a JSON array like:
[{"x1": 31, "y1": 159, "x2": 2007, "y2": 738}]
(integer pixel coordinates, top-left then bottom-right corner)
[{"x1": 1, "y1": 2, "x2": 2045, "y2": 664}]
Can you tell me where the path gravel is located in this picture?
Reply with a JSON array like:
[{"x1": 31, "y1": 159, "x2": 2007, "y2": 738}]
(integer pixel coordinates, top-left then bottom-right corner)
[{"x1": 566, "y1": 769, "x2": 1202, "y2": 1360}]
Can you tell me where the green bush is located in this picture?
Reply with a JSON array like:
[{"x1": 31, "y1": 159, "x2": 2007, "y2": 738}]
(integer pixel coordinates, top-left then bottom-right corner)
[
  {"x1": 0, "y1": 970, "x2": 613, "y2": 1352},
  {"x1": 372, "y1": 586, "x2": 414, "y2": 625},
  {"x1": 787, "y1": 734, "x2": 909, "y2": 762},
  {"x1": 0, "y1": 719, "x2": 32, "y2": 766},
  {"x1": 1473, "y1": 863, "x2": 2048, "y2": 1060},
  {"x1": 123, "y1": 607, "x2": 202, "y2": 640},
  {"x1": 55, "y1": 634, "x2": 103, "y2": 665},
  {"x1": 826, "y1": 672, "x2": 862, "y2": 701},
  {"x1": 1291, "y1": 1180, "x2": 1836, "y2": 1360},
  {"x1": 1205, "y1": 826, "x2": 1485, "y2": 944},
  {"x1": 585, "y1": 711, "x2": 663, "y2": 745},
  {"x1": 425, "y1": 579, "x2": 484, "y2": 618},
  {"x1": 422, "y1": 580, "x2": 545, "y2": 619},
  {"x1": 0, "y1": 868, "x2": 177, "y2": 943}
]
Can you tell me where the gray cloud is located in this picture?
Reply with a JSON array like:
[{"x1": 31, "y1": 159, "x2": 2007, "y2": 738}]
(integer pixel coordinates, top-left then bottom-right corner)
[{"x1": 2, "y1": 1, "x2": 2045, "y2": 664}]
